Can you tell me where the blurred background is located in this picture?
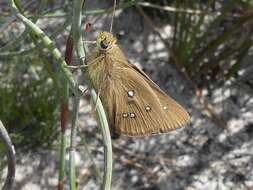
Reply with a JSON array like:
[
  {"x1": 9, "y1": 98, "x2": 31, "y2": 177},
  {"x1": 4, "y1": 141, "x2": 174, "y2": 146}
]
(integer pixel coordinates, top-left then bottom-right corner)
[{"x1": 0, "y1": 0, "x2": 253, "y2": 189}]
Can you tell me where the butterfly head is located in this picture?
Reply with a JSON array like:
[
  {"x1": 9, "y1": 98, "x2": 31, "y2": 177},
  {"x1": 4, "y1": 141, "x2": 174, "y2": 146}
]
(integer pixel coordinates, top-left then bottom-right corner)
[{"x1": 97, "y1": 31, "x2": 117, "y2": 51}]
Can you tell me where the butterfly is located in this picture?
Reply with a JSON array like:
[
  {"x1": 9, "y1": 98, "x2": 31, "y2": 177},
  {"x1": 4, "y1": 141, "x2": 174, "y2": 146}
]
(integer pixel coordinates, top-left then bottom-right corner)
[{"x1": 86, "y1": 31, "x2": 190, "y2": 137}]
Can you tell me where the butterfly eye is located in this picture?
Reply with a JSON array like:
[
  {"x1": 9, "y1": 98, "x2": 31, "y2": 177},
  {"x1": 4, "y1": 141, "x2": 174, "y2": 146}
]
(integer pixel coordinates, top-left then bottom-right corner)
[{"x1": 100, "y1": 39, "x2": 109, "y2": 49}]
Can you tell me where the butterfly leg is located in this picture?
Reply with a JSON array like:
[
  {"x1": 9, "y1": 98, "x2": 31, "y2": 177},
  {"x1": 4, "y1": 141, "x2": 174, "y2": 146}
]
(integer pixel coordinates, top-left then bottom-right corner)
[
  {"x1": 64, "y1": 64, "x2": 89, "y2": 69},
  {"x1": 66, "y1": 55, "x2": 105, "y2": 70},
  {"x1": 82, "y1": 40, "x2": 96, "y2": 44}
]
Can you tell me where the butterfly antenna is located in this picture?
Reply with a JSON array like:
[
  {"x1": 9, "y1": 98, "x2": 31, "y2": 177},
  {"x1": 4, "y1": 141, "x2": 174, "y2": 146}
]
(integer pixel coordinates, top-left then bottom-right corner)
[{"x1": 109, "y1": 0, "x2": 117, "y2": 33}]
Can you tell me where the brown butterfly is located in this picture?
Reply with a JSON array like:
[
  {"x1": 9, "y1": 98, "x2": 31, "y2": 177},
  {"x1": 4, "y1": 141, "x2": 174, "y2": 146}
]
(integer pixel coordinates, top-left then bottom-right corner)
[{"x1": 86, "y1": 31, "x2": 190, "y2": 137}]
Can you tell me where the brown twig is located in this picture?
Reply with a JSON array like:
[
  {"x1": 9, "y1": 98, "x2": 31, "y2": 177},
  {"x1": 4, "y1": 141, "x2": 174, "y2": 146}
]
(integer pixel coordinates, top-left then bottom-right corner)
[{"x1": 57, "y1": 33, "x2": 73, "y2": 190}]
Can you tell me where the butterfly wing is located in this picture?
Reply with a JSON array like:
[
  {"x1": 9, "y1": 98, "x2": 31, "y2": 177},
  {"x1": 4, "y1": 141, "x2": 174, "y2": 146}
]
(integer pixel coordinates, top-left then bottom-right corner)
[
  {"x1": 87, "y1": 46, "x2": 190, "y2": 137},
  {"x1": 128, "y1": 63, "x2": 191, "y2": 129},
  {"x1": 102, "y1": 48, "x2": 190, "y2": 136}
]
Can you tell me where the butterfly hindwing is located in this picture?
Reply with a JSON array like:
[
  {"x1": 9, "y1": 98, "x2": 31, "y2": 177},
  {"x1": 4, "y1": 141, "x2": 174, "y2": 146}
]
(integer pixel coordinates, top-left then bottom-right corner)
[{"x1": 129, "y1": 63, "x2": 191, "y2": 131}]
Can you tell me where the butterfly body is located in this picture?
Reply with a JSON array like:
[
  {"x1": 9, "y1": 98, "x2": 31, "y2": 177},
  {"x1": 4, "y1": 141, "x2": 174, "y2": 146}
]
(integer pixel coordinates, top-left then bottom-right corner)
[{"x1": 86, "y1": 31, "x2": 190, "y2": 137}]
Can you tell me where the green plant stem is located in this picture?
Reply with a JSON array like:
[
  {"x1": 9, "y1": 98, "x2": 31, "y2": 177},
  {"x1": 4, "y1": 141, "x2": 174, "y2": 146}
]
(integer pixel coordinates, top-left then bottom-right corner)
[
  {"x1": 71, "y1": 0, "x2": 112, "y2": 189},
  {"x1": 7, "y1": 0, "x2": 112, "y2": 189},
  {"x1": 69, "y1": 150, "x2": 76, "y2": 190},
  {"x1": 138, "y1": 1, "x2": 203, "y2": 14},
  {"x1": 7, "y1": 0, "x2": 77, "y2": 93},
  {"x1": 58, "y1": 133, "x2": 66, "y2": 189},
  {"x1": 91, "y1": 90, "x2": 112, "y2": 190},
  {"x1": 58, "y1": 85, "x2": 70, "y2": 190},
  {"x1": 0, "y1": 120, "x2": 15, "y2": 190},
  {"x1": 58, "y1": 33, "x2": 74, "y2": 190},
  {"x1": 67, "y1": 1, "x2": 85, "y2": 189},
  {"x1": 69, "y1": 96, "x2": 80, "y2": 190},
  {"x1": 7, "y1": 2, "x2": 79, "y2": 189},
  {"x1": 80, "y1": 135, "x2": 102, "y2": 181}
]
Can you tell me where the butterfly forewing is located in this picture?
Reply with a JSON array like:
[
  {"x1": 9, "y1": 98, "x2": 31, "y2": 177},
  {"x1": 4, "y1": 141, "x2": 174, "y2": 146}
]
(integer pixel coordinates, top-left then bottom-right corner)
[{"x1": 87, "y1": 31, "x2": 190, "y2": 137}]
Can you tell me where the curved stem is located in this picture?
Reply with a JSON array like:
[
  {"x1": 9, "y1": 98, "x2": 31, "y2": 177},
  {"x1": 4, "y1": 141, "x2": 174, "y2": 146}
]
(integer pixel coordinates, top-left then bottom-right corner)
[
  {"x1": 7, "y1": 0, "x2": 77, "y2": 93},
  {"x1": 0, "y1": 120, "x2": 15, "y2": 190},
  {"x1": 7, "y1": 0, "x2": 113, "y2": 189},
  {"x1": 71, "y1": 0, "x2": 112, "y2": 189},
  {"x1": 91, "y1": 90, "x2": 112, "y2": 190}
]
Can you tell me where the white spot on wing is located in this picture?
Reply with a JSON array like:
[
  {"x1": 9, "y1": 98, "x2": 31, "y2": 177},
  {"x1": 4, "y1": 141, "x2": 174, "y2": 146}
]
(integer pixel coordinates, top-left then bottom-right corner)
[
  {"x1": 127, "y1": 90, "x2": 135, "y2": 97},
  {"x1": 130, "y1": 113, "x2": 136, "y2": 118},
  {"x1": 145, "y1": 106, "x2": 151, "y2": 111},
  {"x1": 122, "y1": 113, "x2": 129, "y2": 118}
]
